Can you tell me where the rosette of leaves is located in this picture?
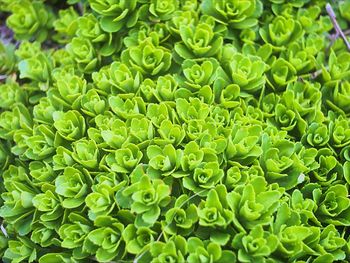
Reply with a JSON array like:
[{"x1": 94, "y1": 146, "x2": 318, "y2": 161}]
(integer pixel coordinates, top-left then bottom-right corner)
[
  {"x1": 317, "y1": 224, "x2": 347, "y2": 261},
  {"x1": 32, "y1": 184, "x2": 65, "y2": 230},
  {"x1": 18, "y1": 52, "x2": 52, "y2": 89},
  {"x1": 267, "y1": 58, "x2": 297, "y2": 91},
  {"x1": 154, "y1": 120, "x2": 185, "y2": 147},
  {"x1": 312, "y1": 184, "x2": 350, "y2": 226},
  {"x1": 105, "y1": 143, "x2": 143, "y2": 173},
  {"x1": 179, "y1": 141, "x2": 217, "y2": 172},
  {"x1": 66, "y1": 37, "x2": 98, "y2": 73},
  {"x1": 29, "y1": 161, "x2": 56, "y2": 188},
  {"x1": 176, "y1": 58, "x2": 219, "y2": 91},
  {"x1": 227, "y1": 176, "x2": 284, "y2": 232},
  {"x1": 48, "y1": 73, "x2": 87, "y2": 109},
  {"x1": 53, "y1": 110, "x2": 86, "y2": 142},
  {"x1": 290, "y1": 189, "x2": 320, "y2": 226},
  {"x1": 51, "y1": 49, "x2": 75, "y2": 68},
  {"x1": 107, "y1": 61, "x2": 142, "y2": 94},
  {"x1": 139, "y1": 78, "x2": 158, "y2": 102},
  {"x1": 88, "y1": 0, "x2": 138, "y2": 33},
  {"x1": 25, "y1": 124, "x2": 55, "y2": 161},
  {"x1": 146, "y1": 102, "x2": 173, "y2": 128},
  {"x1": 122, "y1": 224, "x2": 156, "y2": 255},
  {"x1": 15, "y1": 41, "x2": 41, "y2": 60},
  {"x1": 283, "y1": 81, "x2": 323, "y2": 124},
  {"x1": 52, "y1": 146, "x2": 75, "y2": 171},
  {"x1": 53, "y1": 7, "x2": 78, "y2": 44},
  {"x1": 310, "y1": 152, "x2": 341, "y2": 186},
  {"x1": 232, "y1": 225, "x2": 278, "y2": 262},
  {"x1": 71, "y1": 139, "x2": 99, "y2": 169},
  {"x1": 147, "y1": 0, "x2": 179, "y2": 21},
  {"x1": 197, "y1": 186, "x2": 234, "y2": 244},
  {"x1": 55, "y1": 167, "x2": 93, "y2": 209},
  {"x1": 176, "y1": 98, "x2": 210, "y2": 123},
  {"x1": 302, "y1": 122, "x2": 330, "y2": 147},
  {"x1": 224, "y1": 52, "x2": 267, "y2": 94},
  {"x1": 109, "y1": 96, "x2": 146, "y2": 120},
  {"x1": 224, "y1": 161, "x2": 264, "y2": 191},
  {"x1": 183, "y1": 161, "x2": 224, "y2": 196},
  {"x1": 179, "y1": 0, "x2": 198, "y2": 11},
  {"x1": 128, "y1": 117, "x2": 155, "y2": 148},
  {"x1": 12, "y1": 128, "x2": 36, "y2": 158},
  {"x1": 86, "y1": 173, "x2": 125, "y2": 220},
  {"x1": 98, "y1": 118, "x2": 128, "y2": 149},
  {"x1": 123, "y1": 22, "x2": 171, "y2": 49},
  {"x1": 121, "y1": 38, "x2": 172, "y2": 77},
  {"x1": 283, "y1": 41, "x2": 317, "y2": 74},
  {"x1": 83, "y1": 216, "x2": 125, "y2": 262},
  {"x1": 224, "y1": 162, "x2": 248, "y2": 191},
  {"x1": 0, "y1": 103, "x2": 32, "y2": 143},
  {"x1": 0, "y1": 166, "x2": 37, "y2": 236},
  {"x1": 187, "y1": 237, "x2": 236, "y2": 263},
  {"x1": 80, "y1": 89, "x2": 107, "y2": 117},
  {"x1": 153, "y1": 75, "x2": 178, "y2": 102},
  {"x1": 146, "y1": 144, "x2": 182, "y2": 178},
  {"x1": 175, "y1": 22, "x2": 223, "y2": 59},
  {"x1": 209, "y1": 106, "x2": 231, "y2": 127},
  {"x1": 6, "y1": 0, "x2": 54, "y2": 42},
  {"x1": 183, "y1": 119, "x2": 219, "y2": 144},
  {"x1": 271, "y1": 203, "x2": 321, "y2": 261},
  {"x1": 268, "y1": 102, "x2": 307, "y2": 135},
  {"x1": 260, "y1": 133, "x2": 316, "y2": 189},
  {"x1": 166, "y1": 10, "x2": 198, "y2": 37},
  {"x1": 328, "y1": 112, "x2": 350, "y2": 148},
  {"x1": 92, "y1": 66, "x2": 113, "y2": 95},
  {"x1": 162, "y1": 194, "x2": 198, "y2": 236},
  {"x1": 3, "y1": 237, "x2": 37, "y2": 263},
  {"x1": 0, "y1": 80, "x2": 26, "y2": 110},
  {"x1": 321, "y1": 51, "x2": 350, "y2": 85},
  {"x1": 218, "y1": 83, "x2": 240, "y2": 109},
  {"x1": 77, "y1": 14, "x2": 121, "y2": 57},
  {"x1": 58, "y1": 212, "x2": 92, "y2": 259},
  {"x1": 322, "y1": 81, "x2": 350, "y2": 115},
  {"x1": 30, "y1": 222, "x2": 61, "y2": 248},
  {"x1": 196, "y1": 124, "x2": 228, "y2": 154},
  {"x1": 122, "y1": 175, "x2": 171, "y2": 227},
  {"x1": 260, "y1": 15, "x2": 304, "y2": 50},
  {"x1": 201, "y1": 0, "x2": 263, "y2": 30},
  {"x1": 149, "y1": 235, "x2": 187, "y2": 263},
  {"x1": 226, "y1": 123, "x2": 262, "y2": 165}
]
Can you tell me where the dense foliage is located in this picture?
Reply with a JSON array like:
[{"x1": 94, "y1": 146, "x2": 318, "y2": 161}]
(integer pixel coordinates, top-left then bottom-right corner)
[{"x1": 0, "y1": 0, "x2": 350, "y2": 262}]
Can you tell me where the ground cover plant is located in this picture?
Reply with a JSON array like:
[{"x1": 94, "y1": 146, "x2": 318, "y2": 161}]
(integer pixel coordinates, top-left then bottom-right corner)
[{"x1": 0, "y1": 0, "x2": 350, "y2": 262}]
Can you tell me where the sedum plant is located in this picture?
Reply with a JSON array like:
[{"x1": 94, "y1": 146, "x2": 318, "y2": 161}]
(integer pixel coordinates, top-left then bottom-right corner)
[{"x1": 1, "y1": 0, "x2": 350, "y2": 262}]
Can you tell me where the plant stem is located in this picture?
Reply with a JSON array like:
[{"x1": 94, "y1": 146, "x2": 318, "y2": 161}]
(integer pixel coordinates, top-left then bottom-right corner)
[{"x1": 326, "y1": 3, "x2": 350, "y2": 51}]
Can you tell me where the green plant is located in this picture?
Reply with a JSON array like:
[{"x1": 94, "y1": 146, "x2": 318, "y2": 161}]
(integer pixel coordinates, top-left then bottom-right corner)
[{"x1": 1, "y1": 0, "x2": 350, "y2": 262}]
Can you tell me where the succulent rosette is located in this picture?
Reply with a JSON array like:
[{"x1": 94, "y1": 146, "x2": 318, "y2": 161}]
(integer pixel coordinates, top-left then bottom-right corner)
[
  {"x1": 122, "y1": 175, "x2": 171, "y2": 227},
  {"x1": 6, "y1": 0, "x2": 54, "y2": 42},
  {"x1": 175, "y1": 22, "x2": 223, "y2": 59},
  {"x1": 228, "y1": 176, "x2": 284, "y2": 232},
  {"x1": 201, "y1": 0, "x2": 263, "y2": 30},
  {"x1": 260, "y1": 15, "x2": 304, "y2": 50},
  {"x1": 88, "y1": 0, "x2": 138, "y2": 33},
  {"x1": 121, "y1": 38, "x2": 172, "y2": 77}
]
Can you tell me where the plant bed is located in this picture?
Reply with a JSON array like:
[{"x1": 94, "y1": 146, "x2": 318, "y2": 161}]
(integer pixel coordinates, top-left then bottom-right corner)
[{"x1": 0, "y1": 0, "x2": 350, "y2": 262}]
